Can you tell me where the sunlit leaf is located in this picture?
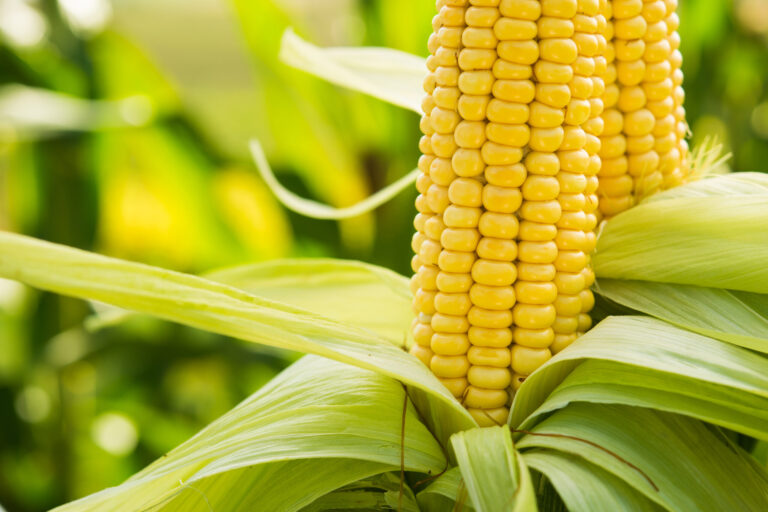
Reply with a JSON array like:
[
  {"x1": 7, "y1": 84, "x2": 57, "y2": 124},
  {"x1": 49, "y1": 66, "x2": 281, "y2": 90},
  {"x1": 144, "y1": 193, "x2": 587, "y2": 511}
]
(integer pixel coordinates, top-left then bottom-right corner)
[
  {"x1": 304, "y1": 473, "x2": 420, "y2": 512},
  {"x1": 517, "y1": 403, "x2": 768, "y2": 511},
  {"x1": 207, "y1": 258, "x2": 411, "y2": 345},
  {"x1": 0, "y1": 232, "x2": 475, "y2": 442},
  {"x1": 595, "y1": 279, "x2": 768, "y2": 354},
  {"x1": 593, "y1": 175, "x2": 768, "y2": 293},
  {"x1": 510, "y1": 317, "x2": 768, "y2": 442},
  {"x1": 452, "y1": 425, "x2": 537, "y2": 512},
  {"x1": 280, "y1": 29, "x2": 425, "y2": 113},
  {"x1": 523, "y1": 451, "x2": 662, "y2": 512},
  {"x1": 416, "y1": 468, "x2": 472, "y2": 512},
  {"x1": 52, "y1": 356, "x2": 444, "y2": 511}
]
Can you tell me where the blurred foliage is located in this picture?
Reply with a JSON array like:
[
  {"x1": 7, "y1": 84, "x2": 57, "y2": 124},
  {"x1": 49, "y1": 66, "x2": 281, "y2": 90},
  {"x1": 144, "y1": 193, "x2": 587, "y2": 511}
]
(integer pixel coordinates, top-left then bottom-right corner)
[{"x1": 0, "y1": 0, "x2": 766, "y2": 511}]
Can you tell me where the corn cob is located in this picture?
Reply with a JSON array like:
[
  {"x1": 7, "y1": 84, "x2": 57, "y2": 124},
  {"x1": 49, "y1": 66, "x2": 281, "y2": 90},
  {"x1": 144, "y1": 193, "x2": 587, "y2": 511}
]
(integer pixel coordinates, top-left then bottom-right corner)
[{"x1": 411, "y1": 0, "x2": 602, "y2": 427}]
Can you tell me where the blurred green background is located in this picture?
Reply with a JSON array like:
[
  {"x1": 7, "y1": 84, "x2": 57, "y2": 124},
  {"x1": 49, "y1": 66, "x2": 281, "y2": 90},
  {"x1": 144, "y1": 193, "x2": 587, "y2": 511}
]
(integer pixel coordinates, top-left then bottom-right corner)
[{"x1": 0, "y1": 0, "x2": 766, "y2": 510}]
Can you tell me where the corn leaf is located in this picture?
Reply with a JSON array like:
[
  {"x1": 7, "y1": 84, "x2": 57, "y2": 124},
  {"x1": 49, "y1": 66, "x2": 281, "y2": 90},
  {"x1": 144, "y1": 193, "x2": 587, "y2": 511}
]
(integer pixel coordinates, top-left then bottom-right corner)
[
  {"x1": 279, "y1": 29, "x2": 425, "y2": 113},
  {"x1": 207, "y1": 258, "x2": 411, "y2": 345},
  {"x1": 522, "y1": 451, "x2": 663, "y2": 512},
  {"x1": 510, "y1": 317, "x2": 768, "y2": 441},
  {"x1": 517, "y1": 403, "x2": 768, "y2": 512},
  {"x1": 0, "y1": 232, "x2": 475, "y2": 441},
  {"x1": 642, "y1": 172, "x2": 768, "y2": 202},
  {"x1": 416, "y1": 468, "x2": 471, "y2": 512},
  {"x1": 593, "y1": 175, "x2": 768, "y2": 293},
  {"x1": 53, "y1": 356, "x2": 444, "y2": 511},
  {"x1": 595, "y1": 279, "x2": 768, "y2": 354},
  {"x1": 250, "y1": 139, "x2": 418, "y2": 220},
  {"x1": 451, "y1": 426, "x2": 537, "y2": 512},
  {"x1": 301, "y1": 473, "x2": 420, "y2": 512}
]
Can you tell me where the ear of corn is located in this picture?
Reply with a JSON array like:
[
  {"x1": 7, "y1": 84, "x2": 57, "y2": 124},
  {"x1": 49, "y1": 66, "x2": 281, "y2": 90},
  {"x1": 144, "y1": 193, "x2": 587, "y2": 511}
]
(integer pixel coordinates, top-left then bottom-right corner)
[
  {"x1": 411, "y1": 0, "x2": 685, "y2": 426},
  {"x1": 412, "y1": 0, "x2": 607, "y2": 425},
  {"x1": 596, "y1": 0, "x2": 688, "y2": 218}
]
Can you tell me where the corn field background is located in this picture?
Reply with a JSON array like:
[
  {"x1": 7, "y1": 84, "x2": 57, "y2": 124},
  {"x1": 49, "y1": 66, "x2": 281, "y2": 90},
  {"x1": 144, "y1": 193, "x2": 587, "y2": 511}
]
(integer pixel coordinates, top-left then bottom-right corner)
[{"x1": 0, "y1": 0, "x2": 767, "y2": 510}]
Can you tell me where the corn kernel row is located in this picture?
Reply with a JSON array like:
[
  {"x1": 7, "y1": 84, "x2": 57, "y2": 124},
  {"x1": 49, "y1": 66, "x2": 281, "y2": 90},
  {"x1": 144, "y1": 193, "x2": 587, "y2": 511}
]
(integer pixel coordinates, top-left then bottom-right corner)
[{"x1": 661, "y1": 0, "x2": 689, "y2": 189}]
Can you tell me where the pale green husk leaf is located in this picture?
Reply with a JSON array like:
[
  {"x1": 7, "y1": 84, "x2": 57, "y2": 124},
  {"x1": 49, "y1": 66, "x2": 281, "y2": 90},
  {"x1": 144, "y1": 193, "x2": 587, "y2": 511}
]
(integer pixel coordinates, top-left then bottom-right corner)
[
  {"x1": 416, "y1": 468, "x2": 471, "y2": 512},
  {"x1": 522, "y1": 451, "x2": 662, "y2": 512},
  {"x1": 279, "y1": 29, "x2": 425, "y2": 113},
  {"x1": 593, "y1": 174, "x2": 768, "y2": 293},
  {"x1": 206, "y1": 258, "x2": 412, "y2": 345},
  {"x1": 301, "y1": 473, "x2": 420, "y2": 512},
  {"x1": 52, "y1": 356, "x2": 445, "y2": 511},
  {"x1": 451, "y1": 425, "x2": 537, "y2": 512},
  {"x1": 516, "y1": 403, "x2": 768, "y2": 511},
  {"x1": 510, "y1": 317, "x2": 768, "y2": 441},
  {"x1": 595, "y1": 279, "x2": 768, "y2": 354},
  {"x1": 0, "y1": 231, "x2": 475, "y2": 441},
  {"x1": 250, "y1": 140, "x2": 418, "y2": 220}
]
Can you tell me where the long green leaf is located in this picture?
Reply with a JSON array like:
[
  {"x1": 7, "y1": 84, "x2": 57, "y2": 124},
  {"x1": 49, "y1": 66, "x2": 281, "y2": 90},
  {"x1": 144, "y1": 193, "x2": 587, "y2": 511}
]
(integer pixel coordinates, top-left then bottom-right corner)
[
  {"x1": 593, "y1": 178, "x2": 768, "y2": 292},
  {"x1": 53, "y1": 356, "x2": 445, "y2": 511},
  {"x1": 523, "y1": 451, "x2": 663, "y2": 512},
  {"x1": 451, "y1": 426, "x2": 537, "y2": 512},
  {"x1": 517, "y1": 403, "x2": 768, "y2": 511},
  {"x1": 642, "y1": 172, "x2": 768, "y2": 202},
  {"x1": 0, "y1": 232, "x2": 475, "y2": 440},
  {"x1": 595, "y1": 279, "x2": 768, "y2": 354},
  {"x1": 302, "y1": 473, "x2": 420, "y2": 512},
  {"x1": 279, "y1": 29, "x2": 425, "y2": 113},
  {"x1": 525, "y1": 359, "x2": 768, "y2": 440},
  {"x1": 206, "y1": 258, "x2": 412, "y2": 345},
  {"x1": 416, "y1": 468, "x2": 472, "y2": 512},
  {"x1": 510, "y1": 317, "x2": 768, "y2": 440}
]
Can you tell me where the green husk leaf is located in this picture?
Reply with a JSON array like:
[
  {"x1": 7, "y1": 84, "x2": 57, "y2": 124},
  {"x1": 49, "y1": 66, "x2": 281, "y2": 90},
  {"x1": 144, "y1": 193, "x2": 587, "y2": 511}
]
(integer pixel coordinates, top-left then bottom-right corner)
[
  {"x1": 250, "y1": 139, "x2": 418, "y2": 220},
  {"x1": 523, "y1": 451, "x2": 663, "y2": 512},
  {"x1": 53, "y1": 356, "x2": 445, "y2": 511},
  {"x1": 416, "y1": 468, "x2": 471, "y2": 512},
  {"x1": 642, "y1": 172, "x2": 768, "y2": 202},
  {"x1": 279, "y1": 28, "x2": 425, "y2": 113},
  {"x1": 206, "y1": 258, "x2": 412, "y2": 346},
  {"x1": 0, "y1": 232, "x2": 475, "y2": 441},
  {"x1": 524, "y1": 359, "x2": 768, "y2": 441},
  {"x1": 595, "y1": 279, "x2": 768, "y2": 354},
  {"x1": 510, "y1": 317, "x2": 768, "y2": 442},
  {"x1": 451, "y1": 426, "x2": 537, "y2": 512},
  {"x1": 517, "y1": 403, "x2": 768, "y2": 512},
  {"x1": 302, "y1": 473, "x2": 420, "y2": 512},
  {"x1": 593, "y1": 175, "x2": 768, "y2": 293}
]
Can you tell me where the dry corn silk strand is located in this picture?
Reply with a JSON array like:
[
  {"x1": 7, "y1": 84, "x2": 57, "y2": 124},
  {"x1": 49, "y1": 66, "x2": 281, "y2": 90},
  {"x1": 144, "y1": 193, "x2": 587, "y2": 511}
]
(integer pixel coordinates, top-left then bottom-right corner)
[{"x1": 409, "y1": 0, "x2": 689, "y2": 426}]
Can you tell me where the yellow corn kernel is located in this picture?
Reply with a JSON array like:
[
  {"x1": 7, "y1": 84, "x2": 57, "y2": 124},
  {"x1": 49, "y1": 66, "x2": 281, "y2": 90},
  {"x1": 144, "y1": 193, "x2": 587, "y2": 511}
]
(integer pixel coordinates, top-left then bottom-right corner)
[
  {"x1": 468, "y1": 326, "x2": 514, "y2": 347},
  {"x1": 468, "y1": 366, "x2": 512, "y2": 389},
  {"x1": 431, "y1": 332, "x2": 471, "y2": 355},
  {"x1": 465, "y1": 386, "x2": 509, "y2": 409},
  {"x1": 470, "y1": 284, "x2": 517, "y2": 310},
  {"x1": 468, "y1": 307, "x2": 513, "y2": 328},
  {"x1": 511, "y1": 345, "x2": 553, "y2": 374},
  {"x1": 432, "y1": 313, "x2": 471, "y2": 334},
  {"x1": 468, "y1": 346, "x2": 512, "y2": 367},
  {"x1": 472, "y1": 259, "x2": 517, "y2": 286}
]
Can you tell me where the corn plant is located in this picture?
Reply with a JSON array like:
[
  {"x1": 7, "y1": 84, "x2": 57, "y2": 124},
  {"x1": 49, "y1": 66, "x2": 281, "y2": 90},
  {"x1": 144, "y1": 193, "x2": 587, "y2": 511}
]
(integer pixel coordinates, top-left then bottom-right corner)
[{"x1": 3, "y1": 0, "x2": 768, "y2": 510}]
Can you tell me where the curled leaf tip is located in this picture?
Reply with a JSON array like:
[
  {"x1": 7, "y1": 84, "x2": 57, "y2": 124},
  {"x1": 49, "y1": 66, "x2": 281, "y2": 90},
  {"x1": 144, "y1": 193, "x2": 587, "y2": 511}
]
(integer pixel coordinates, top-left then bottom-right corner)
[{"x1": 249, "y1": 139, "x2": 418, "y2": 220}]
